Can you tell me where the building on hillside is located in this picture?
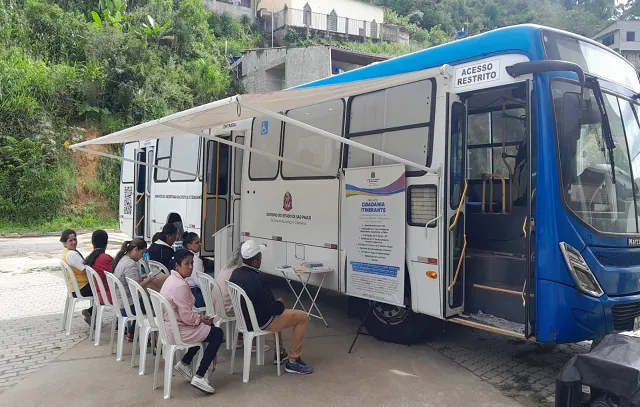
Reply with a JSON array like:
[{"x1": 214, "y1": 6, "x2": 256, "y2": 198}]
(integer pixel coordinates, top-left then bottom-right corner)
[
  {"x1": 593, "y1": 20, "x2": 640, "y2": 71},
  {"x1": 204, "y1": 0, "x2": 257, "y2": 21},
  {"x1": 230, "y1": 45, "x2": 387, "y2": 93},
  {"x1": 256, "y1": 0, "x2": 410, "y2": 45}
]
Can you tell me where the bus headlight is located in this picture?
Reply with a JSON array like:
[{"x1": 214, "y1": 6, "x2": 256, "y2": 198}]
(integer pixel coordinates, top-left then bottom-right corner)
[{"x1": 559, "y1": 242, "x2": 604, "y2": 298}]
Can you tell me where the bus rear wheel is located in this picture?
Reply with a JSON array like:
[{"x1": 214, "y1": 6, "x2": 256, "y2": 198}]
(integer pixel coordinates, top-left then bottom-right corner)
[{"x1": 363, "y1": 301, "x2": 432, "y2": 345}]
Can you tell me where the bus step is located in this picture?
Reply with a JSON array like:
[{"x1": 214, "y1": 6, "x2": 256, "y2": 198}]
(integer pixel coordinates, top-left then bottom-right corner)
[
  {"x1": 465, "y1": 249, "x2": 526, "y2": 288},
  {"x1": 449, "y1": 315, "x2": 527, "y2": 340},
  {"x1": 466, "y1": 283, "x2": 527, "y2": 324}
]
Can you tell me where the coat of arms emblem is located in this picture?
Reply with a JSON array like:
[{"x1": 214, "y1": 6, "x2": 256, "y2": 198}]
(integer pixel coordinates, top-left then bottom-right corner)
[{"x1": 283, "y1": 191, "x2": 293, "y2": 211}]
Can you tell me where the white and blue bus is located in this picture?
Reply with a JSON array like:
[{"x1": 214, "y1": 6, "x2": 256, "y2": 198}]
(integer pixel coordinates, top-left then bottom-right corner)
[{"x1": 83, "y1": 24, "x2": 640, "y2": 345}]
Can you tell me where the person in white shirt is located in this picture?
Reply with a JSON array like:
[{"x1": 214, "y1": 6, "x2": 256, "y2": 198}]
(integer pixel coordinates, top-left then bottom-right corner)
[{"x1": 183, "y1": 232, "x2": 205, "y2": 308}]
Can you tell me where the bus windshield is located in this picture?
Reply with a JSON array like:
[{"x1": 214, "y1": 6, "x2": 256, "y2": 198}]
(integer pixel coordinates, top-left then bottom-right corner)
[
  {"x1": 543, "y1": 30, "x2": 640, "y2": 93},
  {"x1": 551, "y1": 80, "x2": 640, "y2": 234}
]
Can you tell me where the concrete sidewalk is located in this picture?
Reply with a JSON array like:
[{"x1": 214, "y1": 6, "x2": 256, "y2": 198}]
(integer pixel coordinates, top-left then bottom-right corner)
[{"x1": 0, "y1": 290, "x2": 524, "y2": 407}]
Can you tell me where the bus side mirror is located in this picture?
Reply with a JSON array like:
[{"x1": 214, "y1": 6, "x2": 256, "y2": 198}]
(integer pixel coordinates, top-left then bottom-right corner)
[{"x1": 562, "y1": 92, "x2": 582, "y2": 142}]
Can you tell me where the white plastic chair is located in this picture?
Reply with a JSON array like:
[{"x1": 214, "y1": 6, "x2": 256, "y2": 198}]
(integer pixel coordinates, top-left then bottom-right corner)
[
  {"x1": 228, "y1": 282, "x2": 281, "y2": 383},
  {"x1": 148, "y1": 289, "x2": 204, "y2": 400},
  {"x1": 126, "y1": 277, "x2": 159, "y2": 376},
  {"x1": 148, "y1": 260, "x2": 169, "y2": 275},
  {"x1": 59, "y1": 260, "x2": 95, "y2": 338},
  {"x1": 197, "y1": 271, "x2": 236, "y2": 350},
  {"x1": 106, "y1": 273, "x2": 138, "y2": 365},
  {"x1": 85, "y1": 266, "x2": 114, "y2": 346}
]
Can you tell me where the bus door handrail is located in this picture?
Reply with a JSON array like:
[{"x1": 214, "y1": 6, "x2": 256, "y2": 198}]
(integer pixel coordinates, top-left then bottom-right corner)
[
  {"x1": 447, "y1": 234, "x2": 467, "y2": 292},
  {"x1": 448, "y1": 180, "x2": 468, "y2": 232},
  {"x1": 481, "y1": 174, "x2": 507, "y2": 213}
]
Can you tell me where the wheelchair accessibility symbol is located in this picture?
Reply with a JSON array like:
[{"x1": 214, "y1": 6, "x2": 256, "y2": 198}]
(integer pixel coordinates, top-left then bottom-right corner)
[{"x1": 261, "y1": 121, "x2": 269, "y2": 135}]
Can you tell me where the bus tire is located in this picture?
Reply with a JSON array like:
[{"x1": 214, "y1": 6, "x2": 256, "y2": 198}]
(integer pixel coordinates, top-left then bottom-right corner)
[{"x1": 363, "y1": 301, "x2": 433, "y2": 345}]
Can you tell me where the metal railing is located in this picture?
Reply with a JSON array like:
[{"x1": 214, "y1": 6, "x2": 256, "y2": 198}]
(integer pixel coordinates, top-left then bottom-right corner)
[{"x1": 270, "y1": 8, "x2": 408, "y2": 43}]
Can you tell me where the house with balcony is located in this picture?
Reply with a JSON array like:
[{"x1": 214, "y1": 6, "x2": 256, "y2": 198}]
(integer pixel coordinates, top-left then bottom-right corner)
[
  {"x1": 593, "y1": 20, "x2": 640, "y2": 72},
  {"x1": 257, "y1": 0, "x2": 409, "y2": 46}
]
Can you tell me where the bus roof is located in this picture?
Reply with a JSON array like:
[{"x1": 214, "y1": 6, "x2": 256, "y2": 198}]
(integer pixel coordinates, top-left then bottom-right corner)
[{"x1": 294, "y1": 24, "x2": 629, "y2": 91}]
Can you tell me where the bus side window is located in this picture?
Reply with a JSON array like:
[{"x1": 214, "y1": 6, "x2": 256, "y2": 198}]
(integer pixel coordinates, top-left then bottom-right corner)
[
  {"x1": 347, "y1": 79, "x2": 433, "y2": 173},
  {"x1": 281, "y1": 100, "x2": 344, "y2": 179},
  {"x1": 170, "y1": 135, "x2": 200, "y2": 181},
  {"x1": 155, "y1": 137, "x2": 171, "y2": 182},
  {"x1": 249, "y1": 117, "x2": 282, "y2": 180}
]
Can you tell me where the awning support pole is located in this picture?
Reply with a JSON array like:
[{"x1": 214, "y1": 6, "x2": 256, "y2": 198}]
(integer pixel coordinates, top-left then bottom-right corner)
[
  {"x1": 240, "y1": 100, "x2": 437, "y2": 175},
  {"x1": 72, "y1": 147, "x2": 198, "y2": 178}
]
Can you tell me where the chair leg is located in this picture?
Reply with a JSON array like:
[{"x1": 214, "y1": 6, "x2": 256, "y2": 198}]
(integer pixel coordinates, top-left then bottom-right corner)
[
  {"x1": 109, "y1": 316, "x2": 116, "y2": 355},
  {"x1": 66, "y1": 298, "x2": 76, "y2": 336},
  {"x1": 164, "y1": 347, "x2": 176, "y2": 400},
  {"x1": 256, "y1": 336, "x2": 265, "y2": 366},
  {"x1": 94, "y1": 306, "x2": 104, "y2": 346},
  {"x1": 131, "y1": 322, "x2": 139, "y2": 368},
  {"x1": 243, "y1": 334, "x2": 253, "y2": 383},
  {"x1": 116, "y1": 318, "x2": 125, "y2": 362},
  {"x1": 89, "y1": 300, "x2": 96, "y2": 341},
  {"x1": 275, "y1": 333, "x2": 281, "y2": 377},
  {"x1": 153, "y1": 344, "x2": 162, "y2": 390},
  {"x1": 139, "y1": 328, "x2": 149, "y2": 376},
  {"x1": 61, "y1": 296, "x2": 70, "y2": 332},
  {"x1": 225, "y1": 321, "x2": 233, "y2": 351},
  {"x1": 230, "y1": 328, "x2": 238, "y2": 375}
]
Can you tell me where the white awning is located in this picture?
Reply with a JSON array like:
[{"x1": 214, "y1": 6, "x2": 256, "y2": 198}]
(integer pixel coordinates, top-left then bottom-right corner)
[
  {"x1": 69, "y1": 65, "x2": 445, "y2": 174},
  {"x1": 70, "y1": 66, "x2": 443, "y2": 148}
]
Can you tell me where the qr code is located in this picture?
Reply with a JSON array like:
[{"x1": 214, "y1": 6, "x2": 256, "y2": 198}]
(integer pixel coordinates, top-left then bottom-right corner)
[{"x1": 123, "y1": 186, "x2": 133, "y2": 215}]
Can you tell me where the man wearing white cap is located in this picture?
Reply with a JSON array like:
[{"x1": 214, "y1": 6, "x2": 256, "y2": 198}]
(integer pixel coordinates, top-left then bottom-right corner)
[{"x1": 230, "y1": 239, "x2": 313, "y2": 375}]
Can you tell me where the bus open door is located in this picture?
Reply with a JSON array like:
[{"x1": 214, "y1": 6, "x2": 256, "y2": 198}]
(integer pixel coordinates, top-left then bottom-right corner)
[{"x1": 445, "y1": 94, "x2": 467, "y2": 317}]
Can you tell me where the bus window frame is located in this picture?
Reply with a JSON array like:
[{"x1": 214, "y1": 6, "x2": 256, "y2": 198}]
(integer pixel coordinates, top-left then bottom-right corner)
[
  {"x1": 121, "y1": 142, "x2": 136, "y2": 185},
  {"x1": 154, "y1": 137, "x2": 172, "y2": 183},
  {"x1": 248, "y1": 117, "x2": 282, "y2": 182},
  {"x1": 280, "y1": 99, "x2": 346, "y2": 181},
  {"x1": 549, "y1": 76, "x2": 640, "y2": 238},
  {"x1": 169, "y1": 136, "x2": 201, "y2": 183},
  {"x1": 342, "y1": 78, "x2": 437, "y2": 177}
]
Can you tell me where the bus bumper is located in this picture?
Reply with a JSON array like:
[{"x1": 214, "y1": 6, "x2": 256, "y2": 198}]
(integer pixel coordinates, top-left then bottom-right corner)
[{"x1": 538, "y1": 279, "x2": 640, "y2": 343}]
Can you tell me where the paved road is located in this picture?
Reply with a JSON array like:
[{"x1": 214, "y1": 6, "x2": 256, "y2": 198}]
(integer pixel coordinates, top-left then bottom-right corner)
[{"x1": 0, "y1": 234, "x2": 603, "y2": 406}]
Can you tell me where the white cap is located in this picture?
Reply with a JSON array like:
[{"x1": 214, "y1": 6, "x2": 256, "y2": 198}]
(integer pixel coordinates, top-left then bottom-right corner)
[{"x1": 241, "y1": 240, "x2": 267, "y2": 260}]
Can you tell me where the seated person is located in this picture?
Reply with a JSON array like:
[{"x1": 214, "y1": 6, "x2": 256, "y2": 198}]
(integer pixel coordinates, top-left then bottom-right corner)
[
  {"x1": 60, "y1": 229, "x2": 92, "y2": 325},
  {"x1": 112, "y1": 238, "x2": 164, "y2": 340},
  {"x1": 162, "y1": 249, "x2": 223, "y2": 394},
  {"x1": 84, "y1": 230, "x2": 113, "y2": 305},
  {"x1": 148, "y1": 224, "x2": 177, "y2": 271},
  {"x1": 182, "y1": 232, "x2": 205, "y2": 308},
  {"x1": 230, "y1": 240, "x2": 312, "y2": 374}
]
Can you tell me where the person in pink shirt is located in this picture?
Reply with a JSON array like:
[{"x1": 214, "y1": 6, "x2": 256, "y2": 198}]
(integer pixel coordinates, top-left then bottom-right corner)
[{"x1": 160, "y1": 249, "x2": 223, "y2": 395}]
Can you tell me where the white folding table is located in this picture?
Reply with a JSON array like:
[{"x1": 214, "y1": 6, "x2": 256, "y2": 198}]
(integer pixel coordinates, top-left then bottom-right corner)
[{"x1": 275, "y1": 264, "x2": 334, "y2": 327}]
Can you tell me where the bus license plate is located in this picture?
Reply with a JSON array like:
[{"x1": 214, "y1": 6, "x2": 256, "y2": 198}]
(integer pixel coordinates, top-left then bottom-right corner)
[{"x1": 634, "y1": 316, "x2": 640, "y2": 331}]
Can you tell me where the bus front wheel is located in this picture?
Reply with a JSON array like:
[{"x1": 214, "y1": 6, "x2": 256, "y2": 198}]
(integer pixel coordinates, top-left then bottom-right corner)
[{"x1": 363, "y1": 301, "x2": 433, "y2": 345}]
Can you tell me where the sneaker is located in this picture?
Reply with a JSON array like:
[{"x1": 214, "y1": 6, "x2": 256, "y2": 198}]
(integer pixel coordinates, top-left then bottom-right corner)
[
  {"x1": 174, "y1": 361, "x2": 192, "y2": 382},
  {"x1": 190, "y1": 375, "x2": 215, "y2": 394},
  {"x1": 285, "y1": 358, "x2": 313, "y2": 375},
  {"x1": 274, "y1": 348, "x2": 288, "y2": 365}
]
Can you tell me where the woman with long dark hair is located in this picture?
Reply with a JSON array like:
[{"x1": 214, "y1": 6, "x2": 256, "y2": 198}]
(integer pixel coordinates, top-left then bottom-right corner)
[
  {"x1": 182, "y1": 232, "x2": 205, "y2": 308},
  {"x1": 148, "y1": 223, "x2": 178, "y2": 271},
  {"x1": 112, "y1": 238, "x2": 158, "y2": 340},
  {"x1": 85, "y1": 230, "x2": 113, "y2": 305},
  {"x1": 60, "y1": 229, "x2": 92, "y2": 325}
]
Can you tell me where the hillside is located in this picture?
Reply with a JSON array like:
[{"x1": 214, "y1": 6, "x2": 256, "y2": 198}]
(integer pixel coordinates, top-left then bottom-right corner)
[{"x1": 0, "y1": 0, "x2": 636, "y2": 233}]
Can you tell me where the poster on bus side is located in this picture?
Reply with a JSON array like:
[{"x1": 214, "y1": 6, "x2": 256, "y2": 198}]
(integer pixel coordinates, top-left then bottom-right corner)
[{"x1": 345, "y1": 164, "x2": 406, "y2": 307}]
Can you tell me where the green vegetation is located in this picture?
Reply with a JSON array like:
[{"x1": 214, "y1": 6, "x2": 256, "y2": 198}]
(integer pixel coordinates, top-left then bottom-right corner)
[
  {"x1": 0, "y1": 0, "x2": 261, "y2": 232},
  {"x1": 1, "y1": 0, "x2": 637, "y2": 233},
  {"x1": 362, "y1": 0, "x2": 628, "y2": 38}
]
